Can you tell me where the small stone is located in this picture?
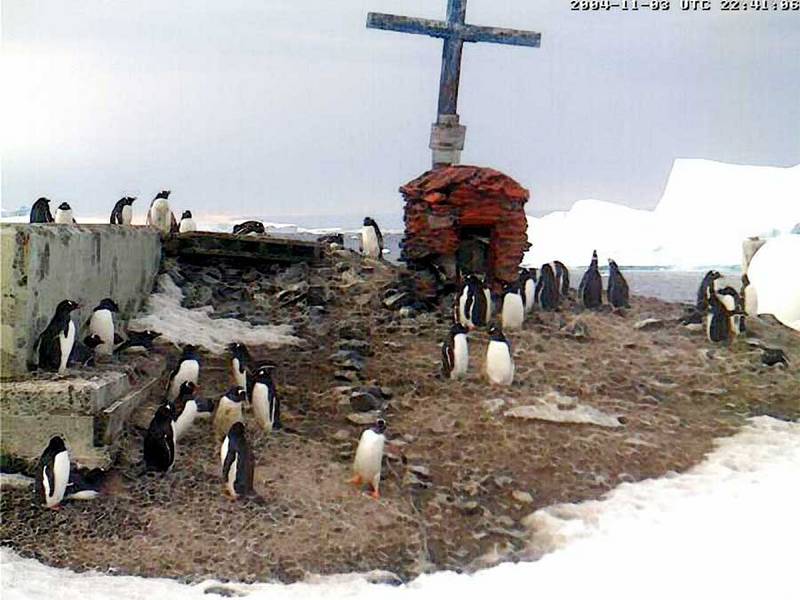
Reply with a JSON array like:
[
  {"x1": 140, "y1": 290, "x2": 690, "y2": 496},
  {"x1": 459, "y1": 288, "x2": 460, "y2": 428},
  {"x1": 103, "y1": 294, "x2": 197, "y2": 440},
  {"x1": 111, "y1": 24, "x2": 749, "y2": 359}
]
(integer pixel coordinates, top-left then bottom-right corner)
[
  {"x1": 383, "y1": 291, "x2": 412, "y2": 310},
  {"x1": 347, "y1": 412, "x2": 381, "y2": 426},
  {"x1": 408, "y1": 465, "x2": 431, "y2": 478},
  {"x1": 634, "y1": 318, "x2": 664, "y2": 331},
  {"x1": 511, "y1": 490, "x2": 534, "y2": 504},
  {"x1": 334, "y1": 370, "x2": 357, "y2": 383},
  {"x1": 493, "y1": 475, "x2": 513, "y2": 488},
  {"x1": 458, "y1": 501, "x2": 481, "y2": 515},
  {"x1": 203, "y1": 585, "x2": 246, "y2": 597},
  {"x1": 495, "y1": 515, "x2": 515, "y2": 528},
  {"x1": 350, "y1": 391, "x2": 384, "y2": 412},
  {"x1": 402, "y1": 471, "x2": 431, "y2": 489},
  {"x1": 398, "y1": 306, "x2": 417, "y2": 319},
  {"x1": 333, "y1": 429, "x2": 351, "y2": 440}
]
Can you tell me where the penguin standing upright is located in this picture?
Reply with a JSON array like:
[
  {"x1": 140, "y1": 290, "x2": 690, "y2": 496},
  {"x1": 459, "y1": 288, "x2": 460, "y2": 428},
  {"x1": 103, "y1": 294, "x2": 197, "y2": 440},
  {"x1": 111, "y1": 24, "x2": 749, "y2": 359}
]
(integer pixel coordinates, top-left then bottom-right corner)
[
  {"x1": 144, "y1": 404, "x2": 176, "y2": 472},
  {"x1": 465, "y1": 275, "x2": 491, "y2": 328},
  {"x1": 220, "y1": 422, "x2": 254, "y2": 499},
  {"x1": 696, "y1": 270, "x2": 722, "y2": 311},
  {"x1": 30, "y1": 197, "x2": 54, "y2": 223},
  {"x1": 350, "y1": 418, "x2": 386, "y2": 500},
  {"x1": 251, "y1": 365, "x2": 280, "y2": 433},
  {"x1": 110, "y1": 196, "x2": 136, "y2": 225},
  {"x1": 146, "y1": 190, "x2": 177, "y2": 235},
  {"x1": 54, "y1": 202, "x2": 77, "y2": 224},
  {"x1": 519, "y1": 268, "x2": 537, "y2": 313},
  {"x1": 501, "y1": 282, "x2": 525, "y2": 331},
  {"x1": 607, "y1": 258, "x2": 630, "y2": 308},
  {"x1": 578, "y1": 250, "x2": 603, "y2": 309},
  {"x1": 360, "y1": 217, "x2": 383, "y2": 259},
  {"x1": 228, "y1": 342, "x2": 251, "y2": 390},
  {"x1": 178, "y1": 210, "x2": 196, "y2": 233},
  {"x1": 35, "y1": 299, "x2": 80, "y2": 374},
  {"x1": 441, "y1": 323, "x2": 469, "y2": 380},
  {"x1": 172, "y1": 381, "x2": 215, "y2": 440},
  {"x1": 716, "y1": 286, "x2": 745, "y2": 336},
  {"x1": 166, "y1": 345, "x2": 201, "y2": 401},
  {"x1": 485, "y1": 326, "x2": 515, "y2": 386},
  {"x1": 705, "y1": 286, "x2": 732, "y2": 344},
  {"x1": 535, "y1": 263, "x2": 559, "y2": 310},
  {"x1": 552, "y1": 261, "x2": 570, "y2": 298},
  {"x1": 88, "y1": 298, "x2": 120, "y2": 355},
  {"x1": 35, "y1": 436, "x2": 70, "y2": 509},
  {"x1": 214, "y1": 386, "x2": 246, "y2": 440}
]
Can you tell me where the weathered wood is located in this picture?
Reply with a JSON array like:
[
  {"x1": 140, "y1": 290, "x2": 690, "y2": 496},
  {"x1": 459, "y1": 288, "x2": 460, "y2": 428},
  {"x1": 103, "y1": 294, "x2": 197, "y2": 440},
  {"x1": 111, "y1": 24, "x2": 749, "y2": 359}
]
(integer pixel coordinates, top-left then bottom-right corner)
[{"x1": 164, "y1": 232, "x2": 322, "y2": 265}]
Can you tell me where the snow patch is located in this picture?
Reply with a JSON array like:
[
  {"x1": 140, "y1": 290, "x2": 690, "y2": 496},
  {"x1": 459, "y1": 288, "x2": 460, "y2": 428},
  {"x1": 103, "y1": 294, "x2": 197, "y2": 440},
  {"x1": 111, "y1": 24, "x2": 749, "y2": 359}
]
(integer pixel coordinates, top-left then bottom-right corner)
[
  {"x1": 504, "y1": 391, "x2": 622, "y2": 428},
  {"x1": 128, "y1": 274, "x2": 301, "y2": 354}
]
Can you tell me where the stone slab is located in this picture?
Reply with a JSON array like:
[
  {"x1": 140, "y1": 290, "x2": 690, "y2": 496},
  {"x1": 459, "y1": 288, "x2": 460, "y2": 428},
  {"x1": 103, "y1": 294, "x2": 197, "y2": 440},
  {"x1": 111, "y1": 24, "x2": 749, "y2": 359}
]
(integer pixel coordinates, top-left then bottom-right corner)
[{"x1": 163, "y1": 231, "x2": 322, "y2": 265}]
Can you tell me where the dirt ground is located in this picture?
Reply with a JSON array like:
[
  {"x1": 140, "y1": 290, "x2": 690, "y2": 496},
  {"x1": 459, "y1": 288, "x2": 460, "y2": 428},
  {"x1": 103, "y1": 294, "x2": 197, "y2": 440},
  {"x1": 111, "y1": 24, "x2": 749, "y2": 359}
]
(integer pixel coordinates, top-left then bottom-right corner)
[{"x1": 2, "y1": 249, "x2": 798, "y2": 583}]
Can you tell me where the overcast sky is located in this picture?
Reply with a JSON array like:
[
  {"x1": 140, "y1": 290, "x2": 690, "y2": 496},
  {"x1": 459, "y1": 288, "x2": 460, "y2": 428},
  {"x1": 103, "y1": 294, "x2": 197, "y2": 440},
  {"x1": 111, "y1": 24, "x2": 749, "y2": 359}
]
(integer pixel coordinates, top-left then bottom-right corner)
[{"x1": 2, "y1": 1, "x2": 799, "y2": 222}]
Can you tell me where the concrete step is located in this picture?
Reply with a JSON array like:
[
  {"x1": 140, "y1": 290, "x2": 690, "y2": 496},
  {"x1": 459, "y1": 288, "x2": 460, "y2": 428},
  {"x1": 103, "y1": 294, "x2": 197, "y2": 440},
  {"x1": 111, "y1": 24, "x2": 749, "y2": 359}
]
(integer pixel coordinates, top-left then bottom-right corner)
[{"x1": 163, "y1": 232, "x2": 322, "y2": 264}]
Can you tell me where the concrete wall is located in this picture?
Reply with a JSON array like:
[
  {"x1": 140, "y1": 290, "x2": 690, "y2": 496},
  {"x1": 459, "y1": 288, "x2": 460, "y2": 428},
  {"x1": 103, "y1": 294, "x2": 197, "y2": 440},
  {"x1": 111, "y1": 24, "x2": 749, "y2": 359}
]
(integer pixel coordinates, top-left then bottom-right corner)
[{"x1": 0, "y1": 224, "x2": 161, "y2": 378}]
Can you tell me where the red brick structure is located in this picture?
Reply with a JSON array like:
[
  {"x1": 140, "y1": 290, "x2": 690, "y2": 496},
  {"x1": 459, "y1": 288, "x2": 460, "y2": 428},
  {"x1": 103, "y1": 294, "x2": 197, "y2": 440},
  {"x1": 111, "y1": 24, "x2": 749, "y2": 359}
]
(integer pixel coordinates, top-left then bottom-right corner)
[{"x1": 400, "y1": 166, "x2": 531, "y2": 291}]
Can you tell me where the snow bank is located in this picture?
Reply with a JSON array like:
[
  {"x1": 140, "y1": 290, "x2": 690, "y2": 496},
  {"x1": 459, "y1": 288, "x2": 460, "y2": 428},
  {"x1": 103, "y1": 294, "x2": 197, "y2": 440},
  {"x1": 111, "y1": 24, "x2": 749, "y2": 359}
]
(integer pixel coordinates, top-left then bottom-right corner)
[
  {"x1": 525, "y1": 159, "x2": 800, "y2": 268},
  {"x1": 3, "y1": 416, "x2": 799, "y2": 600},
  {"x1": 747, "y1": 235, "x2": 800, "y2": 331},
  {"x1": 504, "y1": 391, "x2": 622, "y2": 428},
  {"x1": 128, "y1": 274, "x2": 301, "y2": 353}
]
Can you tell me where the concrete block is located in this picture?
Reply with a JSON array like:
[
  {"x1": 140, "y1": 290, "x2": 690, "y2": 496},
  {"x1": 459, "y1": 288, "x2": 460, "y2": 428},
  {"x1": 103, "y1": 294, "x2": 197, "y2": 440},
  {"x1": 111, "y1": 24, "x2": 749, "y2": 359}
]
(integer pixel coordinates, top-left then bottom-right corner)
[{"x1": 0, "y1": 224, "x2": 161, "y2": 379}]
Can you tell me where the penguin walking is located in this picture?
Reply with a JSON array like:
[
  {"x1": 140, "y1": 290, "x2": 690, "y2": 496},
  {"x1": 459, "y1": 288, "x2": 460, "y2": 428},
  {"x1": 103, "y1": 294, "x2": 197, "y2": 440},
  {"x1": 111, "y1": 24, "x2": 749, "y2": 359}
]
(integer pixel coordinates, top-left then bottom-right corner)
[
  {"x1": 696, "y1": 270, "x2": 722, "y2": 312},
  {"x1": 251, "y1": 365, "x2": 280, "y2": 433},
  {"x1": 178, "y1": 210, "x2": 196, "y2": 233},
  {"x1": 360, "y1": 217, "x2": 384, "y2": 259},
  {"x1": 35, "y1": 436, "x2": 70, "y2": 509},
  {"x1": 220, "y1": 422, "x2": 255, "y2": 499},
  {"x1": 441, "y1": 323, "x2": 469, "y2": 380},
  {"x1": 350, "y1": 418, "x2": 386, "y2": 500},
  {"x1": 30, "y1": 197, "x2": 54, "y2": 223},
  {"x1": 54, "y1": 202, "x2": 77, "y2": 224},
  {"x1": 535, "y1": 263, "x2": 559, "y2": 311},
  {"x1": 519, "y1": 268, "x2": 537, "y2": 314},
  {"x1": 578, "y1": 250, "x2": 603, "y2": 309},
  {"x1": 35, "y1": 299, "x2": 80, "y2": 374},
  {"x1": 485, "y1": 326, "x2": 515, "y2": 386},
  {"x1": 143, "y1": 405, "x2": 176, "y2": 472},
  {"x1": 113, "y1": 330, "x2": 162, "y2": 354},
  {"x1": 214, "y1": 386, "x2": 246, "y2": 441},
  {"x1": 146, "y1": 190, "x2": 177, "y2": 235},
  {"x1": 166, "y1": 345, "x2": 201, "y2": 402},
  {"x1": 501, "y1": 283, "x2": 525, "y2": 331},
  {"x1": 172, "y1": 381, "x2": 215, "y2": 440},
  {"x1": 607, "y1": 258, "x2": 630, "y2": 308},
  {"x1": 228, "y1": 342, "x2": 251, "y2": 390},
  {"x1": 88, "y1": 298, "x2": 120, "y2": 355},
  {"x1": 110, "y1": 197, "x2": 135, "y2": 225}
]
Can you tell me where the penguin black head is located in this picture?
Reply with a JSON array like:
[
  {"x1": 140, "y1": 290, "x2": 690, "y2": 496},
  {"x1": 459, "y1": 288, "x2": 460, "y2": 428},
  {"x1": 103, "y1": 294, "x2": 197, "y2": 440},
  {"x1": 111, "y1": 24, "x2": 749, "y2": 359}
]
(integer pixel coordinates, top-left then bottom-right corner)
[
  {"x1": 228, "y1": 342, "x2": 250, "y2": 359},
  {"x1": 608, "y1": 258, "x2": 619, "y2": 270},
  {"x1": 145, "y1": 330, "x2": 162, "y2": 339},
  {"x1": 503, "y1": 281, "x2": 520, "y2": 294},
  {"x1": 46, "y1": 435, "x2": 67, "y2": 454},
  {"x1": 154, "y1": 403, "x2": 175, "y2": 423},
  {"x1": 254, "y1": 364, "x2": 275, "y2": 382},
  {"x1": 363, "y1": 217, "x2": 376, "y2": 227},
  {"x1": 228, "y1": 421, "x2": 246, "y2": 439},
  {"x1": 95, "y1": 298, "x2": 120, "y2": 312},
  {"x1": 488, "y1": 325, "x2": 507, "y2": 342},
  {"x1": 57, "y1": 202, "x2": 71, "y2": 211},
  {"x1": 84, "y1": 334, "x2": 104, "y2": 349},
  {"x1": 225, "y1": 386, "x2": 247, "y2": 403},
  {"x1": 36, "y1": 197, "x2": 51, "y2": 205},
  {"x1": 126, "y1": 196, "x2": 136, "y2": 204},
  {"x1": 55, "y1": 299, "x2": 80, "y2": 315},
  {"x1": 371, "y1": 418, "x2": 387, "y2": 435},
  {"x1": 181, "y1": 210, "x2": 192, "y2": 219},
  {"x1": 450, "y1": 322, "x2": 468, "y2": 336},
  {"x1": 181, "y1": 344, "x2": 200, "y2": 359},
  {"x1": 156, "y1": 190, "x2": 171, "y2": 199},
  {"x1": 178, "y1": 380, "x2": 198, "y2": 399},
  {"x1": 709, "y1": 270, "x2": 722, "y2": 280}
]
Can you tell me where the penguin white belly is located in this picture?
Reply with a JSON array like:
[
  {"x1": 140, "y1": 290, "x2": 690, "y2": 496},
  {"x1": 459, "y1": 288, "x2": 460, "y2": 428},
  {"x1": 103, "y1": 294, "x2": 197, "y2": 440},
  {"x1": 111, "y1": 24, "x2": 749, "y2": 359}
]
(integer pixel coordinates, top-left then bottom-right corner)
[
  {"x1": 226, "y1": 456, "x2": 238, "y2": 497},
  {"x1": 54, "y1": 209, "x2": 73, "y2": 224},
  {"x1": 231, "y1": 359, "x2": 247, "y2": 389},
  {"x1": 169, "y1": 361, "x2": 200, "y2": 400},
  {"x1": 486, "y1": 341, "x2": 514, "y2": 386},
  {"x1": 58, "y1": 321, "x2": 76, "y2": 374},
  {"x1": 179, "y1": 218, "x2": 196, "y2": 233},
  {"x1": 214, "y1": 399, "x2": 243, "y2": 439},
  {"x1": 744, "y1": 285, "x2": 758, "y2": 316},
  {"x1": 174, "y1": 402, "x2": 198, "y2": 440},
  {"x1": 90, "y1": 309, "x2": 115, "y2": 355},
  {"x1": 251, "y1": 383, "x2": 274, "y2": 432},
  {"x1": 524, "y1": 279, "x2": 535, "y2": 312},
  {"x1": 451, "y1": 334, "x2": 469, "y2": 379},
  {"x1": 458, "y1": 287, "x2": 471, "y2": 327},
  {"x1": 502, "y1": 294, "x2": 525, "y2": 330},
  {"x1": 353, "y1": 430, "x2": 384, "y2": 486},
  {"x1": 361, "y1": 226, "x2": 381, "y2": 258},
  {"x1": 48, "y1": 451, "x2": 70, "y2": 507},
  {"x1": 121, "y1": 204, "x2": 132, "y2": 225},
  {"x1": 149, "y1": 199, "x2": 172, "y2": 234},
  {"x1": 717, "y1": 294, "x2": 736, "y2": 312},
  {"x1": 484, "y1": 288, "x2": 493, "y2": 322}
]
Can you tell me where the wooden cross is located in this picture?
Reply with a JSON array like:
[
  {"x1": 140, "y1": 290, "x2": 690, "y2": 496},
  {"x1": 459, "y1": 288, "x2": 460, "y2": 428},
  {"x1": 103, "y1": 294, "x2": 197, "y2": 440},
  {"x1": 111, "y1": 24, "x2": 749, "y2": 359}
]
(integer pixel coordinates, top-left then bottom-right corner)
[{"x1": 367, "y1": 0, "x2": 541, "y2": 168}]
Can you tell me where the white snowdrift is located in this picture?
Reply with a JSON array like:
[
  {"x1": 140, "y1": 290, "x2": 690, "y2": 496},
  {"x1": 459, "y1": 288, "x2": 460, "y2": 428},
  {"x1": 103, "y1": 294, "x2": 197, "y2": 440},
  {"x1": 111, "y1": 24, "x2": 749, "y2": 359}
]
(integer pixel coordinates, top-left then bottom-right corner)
[
  {"x1": 747, "y1": 235, "x2": 800, "y2": 331},
  {"x1": 3, "y1": 416, "x2": 799, "y2": 600},
  {"x1": 128, "y1": 274, "x2": 301, "y2": 353},
  {"x1": 525, "y1": 159, "x2": 800, "y2": 268}
]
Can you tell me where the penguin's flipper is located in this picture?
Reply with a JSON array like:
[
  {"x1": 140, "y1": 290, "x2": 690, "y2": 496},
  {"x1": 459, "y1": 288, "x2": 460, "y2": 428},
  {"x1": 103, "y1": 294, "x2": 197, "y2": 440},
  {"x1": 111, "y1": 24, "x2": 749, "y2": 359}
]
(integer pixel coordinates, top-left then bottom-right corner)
[{"x1": 114, "y1": 333, "x2": 124, "y2": 345}]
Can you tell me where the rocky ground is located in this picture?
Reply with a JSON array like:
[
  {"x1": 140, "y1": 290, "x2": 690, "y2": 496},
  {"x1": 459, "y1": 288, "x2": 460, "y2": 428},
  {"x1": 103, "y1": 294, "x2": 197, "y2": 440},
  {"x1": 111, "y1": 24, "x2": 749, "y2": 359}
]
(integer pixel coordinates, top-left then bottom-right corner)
[{"x1": 2, "y1": 246, "x2": 798, "y2": 584}]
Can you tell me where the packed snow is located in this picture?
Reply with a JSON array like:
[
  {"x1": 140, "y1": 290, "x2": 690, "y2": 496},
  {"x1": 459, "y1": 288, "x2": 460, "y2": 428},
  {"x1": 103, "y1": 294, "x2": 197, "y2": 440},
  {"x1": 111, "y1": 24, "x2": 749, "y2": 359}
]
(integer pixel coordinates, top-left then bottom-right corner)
[
  {"x1": 747, "y1": 235, "x2": 800, "y2": 331},
  {"x1": 524, "y1": 159, "x2": 800, "y2": 268},
  {"x1": 3, "y1": 416, "x2": 798, "y2": 599},
  {"x1": 504, "y1": 391, "x2": 622, "y2": 428},
  {"x1": 128, "y1": 274, "x2": 301, "y2": 354}
]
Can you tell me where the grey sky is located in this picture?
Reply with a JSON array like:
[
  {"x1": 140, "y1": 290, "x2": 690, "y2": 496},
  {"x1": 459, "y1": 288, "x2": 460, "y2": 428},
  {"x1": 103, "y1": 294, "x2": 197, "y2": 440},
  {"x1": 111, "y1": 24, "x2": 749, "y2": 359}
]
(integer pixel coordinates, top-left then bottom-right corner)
[{"x1": 2, "y1": 0, "x2": 799, "y2": 222}]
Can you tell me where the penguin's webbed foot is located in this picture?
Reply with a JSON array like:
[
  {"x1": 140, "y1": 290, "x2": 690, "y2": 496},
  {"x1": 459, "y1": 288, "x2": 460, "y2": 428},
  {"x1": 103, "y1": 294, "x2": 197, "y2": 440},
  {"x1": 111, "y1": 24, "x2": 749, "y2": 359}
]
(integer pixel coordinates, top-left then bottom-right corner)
[
  {"x1": 369, "y1": 488, "x2": 381, "y2": 500},
  {"x1": 349, "y1": 474, "x2": 363, "y2": 486}
]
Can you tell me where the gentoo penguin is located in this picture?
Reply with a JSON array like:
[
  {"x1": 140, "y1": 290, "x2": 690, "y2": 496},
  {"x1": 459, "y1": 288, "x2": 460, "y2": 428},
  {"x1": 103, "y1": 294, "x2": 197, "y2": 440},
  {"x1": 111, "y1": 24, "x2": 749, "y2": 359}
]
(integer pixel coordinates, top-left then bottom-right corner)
[
  {"x1": 485, "y1": 326, "x2": 515, "y2": 386},
  {"x1": 214, "y1": 386, "x2": 246, "y2": 441},
  {"x1": 35, "y1": 436, "x2": 70, "y2": 509},
  {"x1": 361, "y1": 217, "x2": 383, "y2": 259},
  {"x1": 172, "y1": 381, "x2": 214, "y2": 440},
  {"x1": 251, "y1": 365, "x2": 281, "y2": 433},
  {"x1": 143, "y1": 404, "x2": 176, "y2": 472},
  {"x1": 113, "y1": 329, "x2": 162, "y2": 354},
  {"x1": 501, "y1": 282, "x2": 525, "y2": 331},
  {"x1": 54, "y1": 202, "x2": 77, "y2": 224},
  {"x1": 535, "y1": 263, "x2": 559, "y2": 311},
  {"x1": 741, "y1": 273, "x2": 758, "y2": 316},
  {"x1": 166, "y1": 345, "x2": 201, "y2": 401},
  {"x1": 441, "y1": 322, "x2": 469, "y2": 380},
  {"x1": 519, "y1": 268, "x2": 537, "y2": 313},
  {"x1": 350, "y1": 418, "x2": 387, "y2": 499},
  {"x1": 552, "y1": 261, "x2": 570, "y2": 298},
  {"x1": 178, "y1": 210, "x2": 196, "y2": 233},
  {"x1": 228, "y1": 342, "x2": 251, "y2": 390},
  {"x1": 578, "y1": 250, "x2": 603, "y2": 309},
  {"x1": 88, "y1": 298, "x2": 120, "y2": 355},
  {"x1": 607, "y1": 258, "x2": 630, "y2": 308},
  {"x1": 696, "y1": 270, "x2": 722, "y2": 311},
  {"x1": 457, "y1": 274, "x2": 490, "y2": 329},
  {"x1": 35, "y1": 299, "x2": 80, "y2": 374},
  {"x1": 110, "y1": 196, "x2": 135, "y2": 225},
  {"x1": 146, "y1": 190, "x2": 177, "y2": 235},
  {"x1": 716, "y1": 285, "x2": 745, "y2": 336},
  {"x1": 232, "y1": 220, "x2": 265, "y2": 235},
  {"x1": 220, "y1": 422, "x2": 254, "y2": 499},
  {"x1": 30, "y1": 197, "x2": 54, "y2": 223}
]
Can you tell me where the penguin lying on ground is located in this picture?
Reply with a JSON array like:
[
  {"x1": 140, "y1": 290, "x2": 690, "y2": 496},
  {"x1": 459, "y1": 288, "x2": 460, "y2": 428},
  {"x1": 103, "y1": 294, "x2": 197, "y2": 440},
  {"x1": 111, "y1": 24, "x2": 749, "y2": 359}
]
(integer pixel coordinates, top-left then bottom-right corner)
[
  {"x1": 228, "y1": 342, "x2": 251, "y2": 391},
  {"x1": 220, "y1": 422, "x2": 255, "y2": 500},
  {"x1": 485, "y1": 326, "x2": 515, "y2": 386},
  {"x1": 87, "y1": 298, "x2": 122, "y2": 356},
  {"x1": 251, "y1": 365, "x2": 281, "y2": 433},
  {"x1": 607, "y1": 258, "x2": 630, "y2": 308},
  {"x1": 171, "y1": 381, "x2": 214, "y2": 440},
  {"x1": 519, "y1": 268, "x2": 537, "y2": 313},
  {"x1": 361, "y1": 217, "x2": 383, "y2": 259},
  {"x1": 144, "y1": 404, "x2": 176, "y2": 472},
  {"x1": 30, "y1": 197, "x2": 54, "y2": 223},
  {"x1": 214, "y1": 386, "x2": 246, "y2": 441},
  {"x1": 113, "y1": 330, "x2": 162, "y2": 354},
  {"x1": 35, "y1": 299, "x2": 80, "y2": 374},
  {"x1": 146, "y1": 190, "x2": 177, "y2": 235},
  {"x1": 441, "y1": 323, "x2": 469, "y2": 380},
  {"x1": 501, "y1": 282, "x2": 525, "y2": 331},
  {"x1": 232, "y1": 221, "x2": 265, "y2": 235},
  {"x1": 350, "y1": 418, "x2": 386, "y2": 500},
  {"x1": 178, "y1": 210, "x2": 196, "y2": 233},
  {"x1": 167, "y1": 345, "x2": 201, "y2": 402},
  {"x1": 536, "y1": 263, "x2": 559, "y2": 310},
  {"x1": 110, "y1": 197, "x2": 135, "y2": 225},
  {"x1": 54, "y1": 202, "x2": 77, "y2": 224},
  {"x1": 578, "y1": 250, "x2": 603, "y2": 309}
]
